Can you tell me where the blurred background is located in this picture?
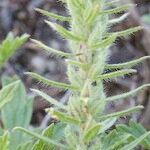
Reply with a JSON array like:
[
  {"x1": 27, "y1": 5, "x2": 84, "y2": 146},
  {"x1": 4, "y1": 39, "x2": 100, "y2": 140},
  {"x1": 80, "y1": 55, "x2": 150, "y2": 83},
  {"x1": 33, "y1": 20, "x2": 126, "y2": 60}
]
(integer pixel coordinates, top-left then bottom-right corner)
[{"x1": 0, "y1": 0, "x2": 150, "y2": 129}]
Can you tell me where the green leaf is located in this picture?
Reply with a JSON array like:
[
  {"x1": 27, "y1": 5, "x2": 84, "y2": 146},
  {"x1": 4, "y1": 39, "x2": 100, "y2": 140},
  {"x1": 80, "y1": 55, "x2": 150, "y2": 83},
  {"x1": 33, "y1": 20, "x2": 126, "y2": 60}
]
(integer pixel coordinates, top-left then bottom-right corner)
[
  {"x1": 14, "y1": 127, "x2": 67, "y2": 149},
  {"x1": 0, "y1": 80, "x2": 20, "y2": 109},
  {"x1": 17, "y1": 141, "x2": 33, "y2": 150},
  {"x1": 105, "y1": 56, "x2": 150, "y2": 69},
  {"x1": 1, "y1": 76, "x2": 33, "y2": 129},
  {"x1": 32, "y1": 123, "x2": 65, "y2": 150},
  {"x1": 0, "y1": 32, "x2": 29, "y2": 68},
  {"x1": 90, "y1": 35, "x2": 117, "y2": 49},
  {"x1": 105, "y1": 0, "x2": 121, "y2": 6},
  {"x1": 35, "y1": 8, "x2": 71, "y2": 21},
  {"x1": 47, "y1": 108, "x2": 81, "y2": 125},
  {"x1": 106, "y1": 84, "x2": 150, "y2": 102},
  {"x1": 83, "y1": 123, "x2": 101, "y2": 143},
  {"x1": 66, "y1": 59, "x2": 89, "y2": 70},
  {"x1": 116, "y1": 121, "x2": 150, "y2": 149},
  {"x1": 100, "y1": 118, "x2": 117, "y2": 133},
  {"x1": 85, "y1": 3, "x2": 100, "y2": 25},
  {"x1": 45, "y1": 20, "x2": 84, "y2": 41},
  {"x1": 1, "y1": 76, "x2": 33, "y2": 150},
  {"x1": 31, "y1": 39, "x2": 73, "y2": 57},
  {"x1": 111, "y1": 26, "x2": 142, "y2": 37},
  {"x1": 25, "y1": 72, "x2": 78, "y2": 90},
  {"x1": 95, "y1": 69, "x2": 136, "y2": 80},
  {"x1": 102, "y1": 5, "x2": 132, "y2": 15},
  {"x1": 101, "y1": 130, "x2": 130, "y2": 150},
  {"x1": 0, "y1": 132, "x2": 9, "y2": 150},
  {"x1": 98, "y1": 106, "x2": 143, "y2": 120},
  {"x1": 31, "y1": 89, "x2": 67, "y2": 110},
  {"x1": 109, "y1": 13, "x2": 129, "y2": 24},
  {"x1": 121, "y1": 132, "x2": 150, "y2": 150}
]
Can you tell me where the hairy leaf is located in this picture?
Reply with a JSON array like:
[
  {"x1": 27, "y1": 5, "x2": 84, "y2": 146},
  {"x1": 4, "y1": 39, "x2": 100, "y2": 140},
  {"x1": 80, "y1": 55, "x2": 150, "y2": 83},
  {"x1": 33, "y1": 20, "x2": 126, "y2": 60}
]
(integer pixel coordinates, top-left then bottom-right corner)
[
  {"x1": 98, "y1": 106, "x2": 143, "y2": 120},
  {"x1": 25, "y1": 72, "x2": 78, "y2": 90},
  {"x1": 105, "y1": 56, "x2": 150, "y2": 69},
  {"x1": 35, "y1": 8, "x2": 71, "y2": 21},
  {"x1": 106, "y1": 84, "x2": 150, "y2": 102},
  {"x1": 31, "y1": 39, "x2": 73, "y2": 57},
  {"x1": 31, "y1": 89, "x2": 67, "y2": 110}
]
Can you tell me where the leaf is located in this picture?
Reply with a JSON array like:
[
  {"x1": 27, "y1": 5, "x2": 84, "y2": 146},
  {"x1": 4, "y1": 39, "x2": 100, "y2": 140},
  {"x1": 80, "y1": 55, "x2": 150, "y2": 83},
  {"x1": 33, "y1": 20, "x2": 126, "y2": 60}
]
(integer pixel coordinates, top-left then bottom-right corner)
[
  {"x1": 0, "y1": 32, "x2": 29, "y2": 68},
  {"x1": 83, "y1": 123, "x2": 101, "y2": 143},
  {"x1": 98, "y1": 106, "x2": 143, "y2": 120},
  {"x1": 102, "y1": 5, "x2": 133, "y2": 15},
  {"x1": 66, "y1": 59, "x2": 89, "y2": 70},
  {"x1": 116, "y1": 121, "x2": 150, "y2": 149},
  {"x1": 45, "y1": 20, "x2": 84, "y2": 41},
  {"x1": 105, "y1": 84, "x2": 150, "y2": 102},
  {"x1": 32, "y1": 123, "x2": 65, "y2": 150},
  {"x1": 101, "y1": 130, "x2": 130, "y2": 150},
  {"x1": 31, "y1": 39, "x2": 73, "y2": 57},
  {"x1": 85, "y1": 3, "x2": 100, "y2": 25},
  {"x1": 105, "y1": 56, "x2": 150, "y2": 69},
  {"x1": 0, "y1": 132, "x2": 9, "y2": 150},
  {"x1": 100, "y1": 118, "x2": 117, "y2": 133},
  {"x1": 35, "y1": 8, "x2": 71, "y2": 21},
  {"x1": 111, "y1": 26, "x2": 142, "y2": 37},
  {"x1": 1, "y1": 76, "x2": 33, "y2": 129},
  {"x1": 31, "y1": 89, "x2": 67, "y2": 110},
  {"x1": 120, "y1": 132, "x2": 150, "y2": 150},
  {"x1": 95, "y1": 69, "x2": 136, "y2": 80},
  {"x1": 1, "y1": 76, "x2": 33, "y2": 150},
  {"x1": 47, "y1": 108, "x2": 81, "y2": 125},
  {"x1": 0, "y1": 80, "x2": 20, "y2": 109},
  {"x1": 105, "y1": 0, "x2": 121, "y2": 6},
  {"x1": 25, "y1": 72, "x2": 78, "y2": 90},
  {"x1": 14, "y1": 127, "x2": 67, "y2": 149},
  {"x1": 109, "y1": 13, "x2": 129, "y2": 24},
  {"x1": 90, "y1": 35, "x2": 117, "y2": 49},
  {"x1": 17, "y1": 141, "x2": 33, "y2": 150}
]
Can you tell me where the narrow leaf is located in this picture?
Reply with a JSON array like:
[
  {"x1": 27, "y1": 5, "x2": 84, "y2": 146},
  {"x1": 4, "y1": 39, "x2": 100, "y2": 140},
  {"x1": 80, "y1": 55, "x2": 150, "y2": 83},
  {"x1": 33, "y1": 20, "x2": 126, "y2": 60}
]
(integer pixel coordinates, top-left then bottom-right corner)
[
  {"x1": 105, "y1": 56, "x2": 150, "y2": 69},
  {"x1": 109, "y1": 13, "x2": 129, "y2": 24},
  {"x1": 102, "y1": 5, "x2": 133, "y2": 15},
  {"x1": 116, "y1": 121, "x2": 150, "y2": 149},
  {"x1": 83, "y1": 124, "x2": 101, "y2": 143},
  {"x1": 121, "y1": 132, "x2": 150, "y2": 150},
  {"x1": 91, "y1": 35, "x2": 116, "y2": 49},
  {"x1": 35, "y1": 8, "x2": 71, "y2": 21},
  {"x1": 25, "y1": 72, "x2": 78, "y2": 90},
  {"x1": 66, "y1": 59, "x2": 89, "y2": 70},
  {"x1": 47, "y1": 108, "x2": 81, "y2": 125},
  {"x1": 100, "y1": 118, "x2": 117, "y2": 133},
  {"x1": 111, "y1": 26, "x2": 142, "y2": 37},
  {"x1": 14, "y1": 127, "x2": 67, "y2": 149},
  {"x1": 85, "y1": 4, "x2": 99, "y2": 25},
  {"x1": 95, "y1": 69, "x2": 136, "y2": 80},
  {"x1": 106, "y1": 84, "x2": 150, "y2": 102},
  {"x1": 31, "y1": 39, "x2": 73, "y2": 57},
  {"x1": 105, "y1": 0, "x2": 121, "y2": 6},
  {"x1": 45, "y1": 20, "x2": 84, "y2": 41},
  {"x1": 31, "y1": 89, "x2": 67, "y2": 110},
  {"x1": 98, "y1": 106, "x2": 143, "y2": 120}
]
